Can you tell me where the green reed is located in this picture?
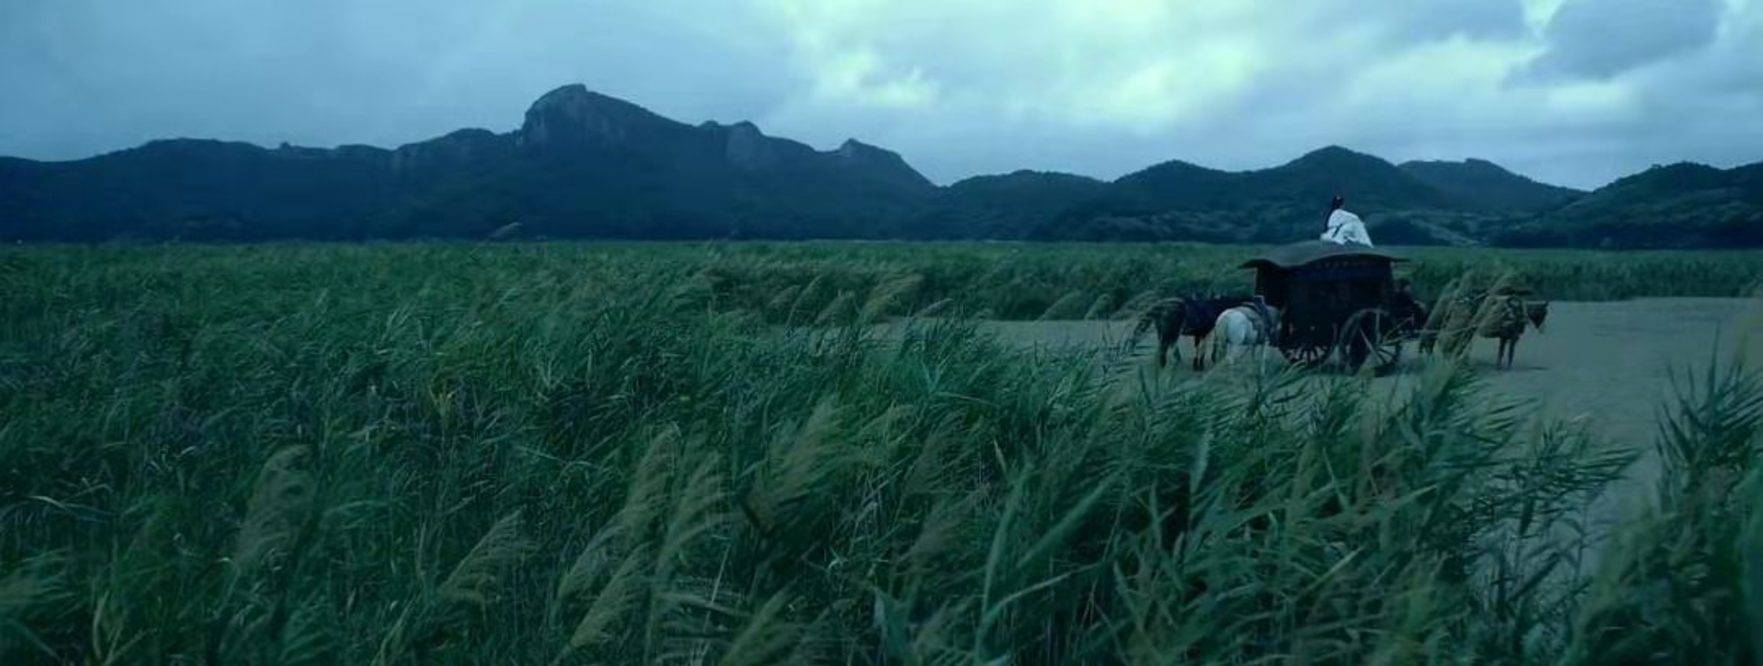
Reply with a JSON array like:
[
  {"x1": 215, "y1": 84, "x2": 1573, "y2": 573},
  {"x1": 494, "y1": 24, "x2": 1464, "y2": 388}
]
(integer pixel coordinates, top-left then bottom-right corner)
[{"x1": 0, "y1": 242, "x2": 1758, "y2": 663}]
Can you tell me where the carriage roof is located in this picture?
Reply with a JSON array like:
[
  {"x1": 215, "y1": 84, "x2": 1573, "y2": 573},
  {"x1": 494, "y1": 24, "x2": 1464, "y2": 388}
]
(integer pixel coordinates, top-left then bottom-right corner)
[{"x1": 1238, "y1": 241, "x2": 1406, "y2": 273}]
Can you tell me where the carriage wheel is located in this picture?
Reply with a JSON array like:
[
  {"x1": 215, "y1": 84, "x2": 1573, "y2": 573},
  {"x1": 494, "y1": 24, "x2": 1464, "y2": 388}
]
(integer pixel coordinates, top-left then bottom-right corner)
[
  {"x1": 1338, "y1": 308, "x2": 1403, "y2": 374},
  {"x1": 1280, "y1": 343, "x2": 1330, "y2": 367}
]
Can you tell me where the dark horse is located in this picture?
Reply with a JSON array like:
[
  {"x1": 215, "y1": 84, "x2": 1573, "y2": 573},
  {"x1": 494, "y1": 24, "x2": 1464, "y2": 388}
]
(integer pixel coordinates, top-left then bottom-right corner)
[{"x1": 1134, "y1": 295, "x2": 1251, "y2": 370}]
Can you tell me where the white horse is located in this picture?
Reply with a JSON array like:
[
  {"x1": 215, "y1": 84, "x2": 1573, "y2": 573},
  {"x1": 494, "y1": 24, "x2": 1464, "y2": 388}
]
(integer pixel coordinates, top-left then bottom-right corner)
[{"x1": 1208, "y1": 300, "x2": 1281, "y2": 367}]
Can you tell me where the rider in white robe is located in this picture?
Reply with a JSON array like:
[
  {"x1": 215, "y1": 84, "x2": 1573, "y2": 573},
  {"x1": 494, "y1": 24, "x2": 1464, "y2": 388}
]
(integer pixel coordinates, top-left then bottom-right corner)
[{"x1": 1320, "y1": 196, "x2": 1373, "y2": 246}]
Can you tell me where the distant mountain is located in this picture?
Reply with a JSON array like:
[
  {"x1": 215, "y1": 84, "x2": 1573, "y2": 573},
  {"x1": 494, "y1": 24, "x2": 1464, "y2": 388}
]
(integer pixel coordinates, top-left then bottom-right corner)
[
  {"x1": 1399, "y1": 159, "x2": 1582, "y2": 212},
  {"x1": 1102, "y1": 147, "x2": 1456, "y2": 213},
  {"x1": 2, "y1": 84, "x2": 1752, "y2": 247},
  {"x1": 1033, "y1": 146, "x2": 1488, "y2": 244},
  {"x1": 1494, "y1": 161, "x2": 1763, "y2": 248},
  {"x1": 0, "y1": 84, "x2": 938, "y2": 241},
  {"x1": 935, "y1": 170, "x2": 1108, "y2": 237}
]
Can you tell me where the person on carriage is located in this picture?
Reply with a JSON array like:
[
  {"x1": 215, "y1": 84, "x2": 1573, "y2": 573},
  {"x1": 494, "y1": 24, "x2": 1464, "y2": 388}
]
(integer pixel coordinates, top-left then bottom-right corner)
[{"x1": 1320, "y1": 195, "x2": 1373, "y2": 247}]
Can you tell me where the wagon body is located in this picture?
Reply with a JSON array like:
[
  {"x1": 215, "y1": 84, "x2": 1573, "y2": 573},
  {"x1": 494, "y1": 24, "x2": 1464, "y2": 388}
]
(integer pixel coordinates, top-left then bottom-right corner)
[{"x1": 1240, "y1": 241, "x2": 1410, "y2": 368}]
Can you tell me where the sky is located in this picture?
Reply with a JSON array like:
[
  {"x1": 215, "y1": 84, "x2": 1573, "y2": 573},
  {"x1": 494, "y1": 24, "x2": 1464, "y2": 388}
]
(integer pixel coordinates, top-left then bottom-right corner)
[{"x1": 3, "y1": 0, "x2": 1760, "y2": 189}]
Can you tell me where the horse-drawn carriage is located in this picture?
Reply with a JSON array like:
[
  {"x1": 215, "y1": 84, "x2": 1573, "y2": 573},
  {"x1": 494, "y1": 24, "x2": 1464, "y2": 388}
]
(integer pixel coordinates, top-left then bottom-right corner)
[{"x1": 1241, "y1": 241, "x2": 1424, "y2": 372}]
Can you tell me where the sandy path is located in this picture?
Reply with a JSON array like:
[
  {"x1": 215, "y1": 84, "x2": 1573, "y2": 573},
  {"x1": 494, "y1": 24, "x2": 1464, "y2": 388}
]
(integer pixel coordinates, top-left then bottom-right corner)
[
  {"x1": 876, "y1": 298, "x2": 1757, "y2": 567},
  {"x1": 911, "y1": 298, "x2": 1755, "y2": 447}
]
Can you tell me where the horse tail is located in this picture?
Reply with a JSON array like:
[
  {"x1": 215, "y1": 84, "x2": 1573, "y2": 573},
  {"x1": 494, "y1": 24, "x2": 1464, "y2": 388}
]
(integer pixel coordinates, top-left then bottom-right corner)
[
  {"x1": 1205, "y1": 308, "x2": 1238, "y2": 363},
  {"x1": 1202, "y1": 322, "x2": 1223, "y2": 364}
]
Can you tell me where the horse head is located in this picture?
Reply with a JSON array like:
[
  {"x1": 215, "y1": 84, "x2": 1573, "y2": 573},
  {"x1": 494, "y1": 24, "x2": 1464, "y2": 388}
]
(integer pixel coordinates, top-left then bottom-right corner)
[{"x1": 1526, "y1": 301, "x2": 1550, "y2": 332}]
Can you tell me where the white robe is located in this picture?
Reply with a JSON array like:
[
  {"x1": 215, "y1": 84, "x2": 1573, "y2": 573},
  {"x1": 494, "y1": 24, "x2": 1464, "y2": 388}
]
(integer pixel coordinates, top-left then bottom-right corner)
[{"x1": 1320, "y1": 209, "x2": 1373, "y2": 246}]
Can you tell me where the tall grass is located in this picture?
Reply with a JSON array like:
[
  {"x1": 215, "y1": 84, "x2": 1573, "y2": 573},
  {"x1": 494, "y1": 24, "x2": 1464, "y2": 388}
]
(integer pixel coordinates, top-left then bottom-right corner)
[
  {"x1": 687, "y1": 242, "x2": 1763, "y2": 320},
  {"x1": 9, "y1": 242, "x2": 1763, "y2": 324},
  {"x1": 1, "y1": 243, "x2": 1760, "y2": 662}
]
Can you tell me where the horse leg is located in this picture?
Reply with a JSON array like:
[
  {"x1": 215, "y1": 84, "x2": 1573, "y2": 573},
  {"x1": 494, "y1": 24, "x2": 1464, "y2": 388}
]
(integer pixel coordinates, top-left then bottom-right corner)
[
  {"x1": 1214, "y1": 333, "x2": 1234, "y2": 366},
  {"x1": 1507, "y1": 336, "x2": 1519, "y2": 369},
  {"x1": 1192, "y1": 334, "x2": 1207, "y2": 371},
  {"x1": 1155, "y1": 337, "x2": 1170, "y2": 368}
]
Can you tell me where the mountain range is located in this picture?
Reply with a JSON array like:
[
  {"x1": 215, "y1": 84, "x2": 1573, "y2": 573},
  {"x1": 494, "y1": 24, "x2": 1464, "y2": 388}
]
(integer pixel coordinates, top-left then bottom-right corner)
[{"x1": 2, "y1": 83, "x2": 1758, "y2": 247}]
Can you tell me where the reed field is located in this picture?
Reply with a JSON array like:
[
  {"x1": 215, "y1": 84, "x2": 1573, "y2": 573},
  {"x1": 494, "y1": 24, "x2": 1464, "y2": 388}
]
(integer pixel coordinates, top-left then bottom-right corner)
[
  {"x1": 3, "y1": 242, "x2": 1762, "y2": 663},
  {"x1": 685, "y1": 242, "x2": 1763, "y2": 321}
]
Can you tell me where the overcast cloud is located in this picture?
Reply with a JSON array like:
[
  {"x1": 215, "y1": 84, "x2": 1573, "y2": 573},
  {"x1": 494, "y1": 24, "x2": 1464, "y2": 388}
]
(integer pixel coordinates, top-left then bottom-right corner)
[{"x1": 2, "y1": 0, "x2": 1759, "y2": 188}]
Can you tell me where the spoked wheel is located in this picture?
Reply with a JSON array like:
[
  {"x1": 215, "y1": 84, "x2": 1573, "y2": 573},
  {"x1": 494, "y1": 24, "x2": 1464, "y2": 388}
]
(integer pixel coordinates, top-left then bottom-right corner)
[
  {"x1": 1337, "y1": 308, "x2": 1403, "y2": 374},
  {"x1": 1280, "y1": 343, "x2": 1331, "y2": 367}
]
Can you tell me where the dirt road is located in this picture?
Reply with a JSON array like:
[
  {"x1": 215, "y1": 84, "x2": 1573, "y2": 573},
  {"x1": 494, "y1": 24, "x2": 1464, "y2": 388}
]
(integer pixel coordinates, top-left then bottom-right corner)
[
  {"x1": 913, "y1": 298, "x2": 1757, "y2": 446},
  {"x1": 875, "y1": 297, "x2": 1757, "y2": 561}
]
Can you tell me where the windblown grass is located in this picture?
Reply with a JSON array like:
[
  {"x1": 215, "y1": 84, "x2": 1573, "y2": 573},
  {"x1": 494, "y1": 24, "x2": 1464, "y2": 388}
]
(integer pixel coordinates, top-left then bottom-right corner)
[
  {"x1": 1, "y1": 242, "x2": 1760, "y2": 663},
  {"x1": 687, "y1": 242, "x2": 1763, "y2": 320}
]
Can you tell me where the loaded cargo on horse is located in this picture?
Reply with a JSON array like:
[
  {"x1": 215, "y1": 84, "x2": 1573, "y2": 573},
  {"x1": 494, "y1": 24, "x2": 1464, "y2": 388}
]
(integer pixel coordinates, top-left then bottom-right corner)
[{"x1": 1418, "y1": 278, "x2": 1549, "y2": 369}]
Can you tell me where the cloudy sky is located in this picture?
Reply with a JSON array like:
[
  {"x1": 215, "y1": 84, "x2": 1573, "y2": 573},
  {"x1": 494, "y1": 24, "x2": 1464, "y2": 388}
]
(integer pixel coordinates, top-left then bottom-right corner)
[{"x1": 3, "y1": 0, "x2": 1759, "y2": 189}]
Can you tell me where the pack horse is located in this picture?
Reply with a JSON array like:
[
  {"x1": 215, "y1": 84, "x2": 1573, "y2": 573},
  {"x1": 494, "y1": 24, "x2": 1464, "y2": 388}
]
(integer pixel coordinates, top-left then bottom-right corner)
[{"x1": 1419, "y1": 285, "x2": 1550, "y2": 369}]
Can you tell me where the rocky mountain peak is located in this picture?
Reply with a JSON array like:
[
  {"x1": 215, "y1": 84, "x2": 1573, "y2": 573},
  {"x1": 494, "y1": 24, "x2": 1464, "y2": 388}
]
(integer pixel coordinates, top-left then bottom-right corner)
[
  {"x1": 720, "y1": 120, "x2": 786, "y2": 170},
  {"x1": 518, "y1": 83, "x2": 680, "y2": 151},
  {"x1": 831, "y1": 139, "x2": 933, "y2": 190}
]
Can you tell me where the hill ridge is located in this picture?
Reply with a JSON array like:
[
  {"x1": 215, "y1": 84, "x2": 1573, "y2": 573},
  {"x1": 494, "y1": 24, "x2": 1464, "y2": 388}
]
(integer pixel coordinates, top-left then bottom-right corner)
[{"x1": 1, "y1": 84, "x2": 1754, "y2": 247}]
